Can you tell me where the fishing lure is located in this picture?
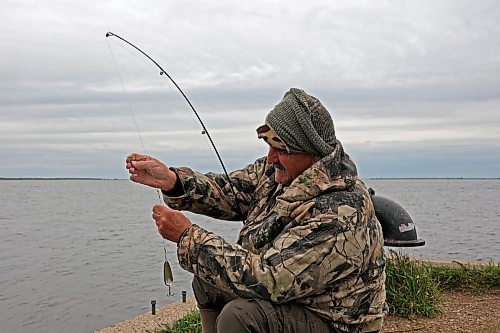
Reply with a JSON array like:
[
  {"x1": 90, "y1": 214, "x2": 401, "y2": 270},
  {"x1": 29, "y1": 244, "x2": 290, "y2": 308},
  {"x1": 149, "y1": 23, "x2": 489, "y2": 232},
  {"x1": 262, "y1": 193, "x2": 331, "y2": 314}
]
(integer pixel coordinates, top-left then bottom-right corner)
[
  {"x1": 106, "y1": 31, "x2": 242, "y2": 297},
  {"x1": 163, "y1": 247, "x2": 174, "y2": 296}
]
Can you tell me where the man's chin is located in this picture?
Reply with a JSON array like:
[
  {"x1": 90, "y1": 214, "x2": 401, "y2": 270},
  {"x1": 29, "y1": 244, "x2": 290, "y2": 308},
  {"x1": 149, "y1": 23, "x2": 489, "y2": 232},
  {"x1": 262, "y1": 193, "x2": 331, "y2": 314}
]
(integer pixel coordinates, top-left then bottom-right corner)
[{"x1": 275, "y1": 170, "x2": 291, "y2": 185}]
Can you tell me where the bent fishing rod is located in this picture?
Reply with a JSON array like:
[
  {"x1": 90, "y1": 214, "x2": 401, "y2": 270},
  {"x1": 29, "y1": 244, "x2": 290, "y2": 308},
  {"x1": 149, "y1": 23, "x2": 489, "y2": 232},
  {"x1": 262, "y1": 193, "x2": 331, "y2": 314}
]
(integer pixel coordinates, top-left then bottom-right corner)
[{"x1": 106, "y1": 31, "x2": 241, "y2": 210}]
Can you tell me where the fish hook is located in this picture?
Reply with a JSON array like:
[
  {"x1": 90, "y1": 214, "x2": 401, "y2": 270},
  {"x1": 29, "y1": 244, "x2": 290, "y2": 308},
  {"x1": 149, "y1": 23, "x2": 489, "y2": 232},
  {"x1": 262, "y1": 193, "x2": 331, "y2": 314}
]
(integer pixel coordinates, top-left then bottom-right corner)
[{"x1": 166, "y1": 285, "x2": 174, "y2": 297}]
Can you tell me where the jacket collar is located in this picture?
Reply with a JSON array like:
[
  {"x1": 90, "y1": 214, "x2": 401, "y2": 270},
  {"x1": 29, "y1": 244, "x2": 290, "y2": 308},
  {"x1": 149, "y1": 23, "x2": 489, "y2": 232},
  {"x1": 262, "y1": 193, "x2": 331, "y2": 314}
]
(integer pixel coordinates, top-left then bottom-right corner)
[{"x1": 274, "y1": 142, "x2": 358, "y2": 217}]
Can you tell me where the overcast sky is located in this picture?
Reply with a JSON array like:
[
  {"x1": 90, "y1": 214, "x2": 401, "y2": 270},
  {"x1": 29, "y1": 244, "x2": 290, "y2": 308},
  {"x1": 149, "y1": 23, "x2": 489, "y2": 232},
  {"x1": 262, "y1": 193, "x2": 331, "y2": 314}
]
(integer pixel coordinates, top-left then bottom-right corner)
[{"x1": 1, "y1": 0, "x2": 499, "y2": 178}]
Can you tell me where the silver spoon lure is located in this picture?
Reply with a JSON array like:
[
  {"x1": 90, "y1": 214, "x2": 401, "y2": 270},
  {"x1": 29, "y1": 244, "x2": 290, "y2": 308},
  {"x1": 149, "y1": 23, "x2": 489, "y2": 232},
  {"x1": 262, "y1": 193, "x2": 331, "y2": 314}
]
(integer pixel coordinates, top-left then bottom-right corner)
[{"x1": 163, "y1": 243, "x2": 174, "y2": 297}]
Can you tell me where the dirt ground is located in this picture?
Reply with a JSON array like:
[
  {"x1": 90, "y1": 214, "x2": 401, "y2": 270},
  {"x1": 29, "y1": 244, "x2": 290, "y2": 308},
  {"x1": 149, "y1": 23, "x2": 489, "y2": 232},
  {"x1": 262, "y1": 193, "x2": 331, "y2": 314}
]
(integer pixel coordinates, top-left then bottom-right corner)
[
  {"x1": 95, "y1": 289, "x2": 499, "y2": 333},
  {"x1": 382, "y1": 289, "x2": 500, "y2": 333}
]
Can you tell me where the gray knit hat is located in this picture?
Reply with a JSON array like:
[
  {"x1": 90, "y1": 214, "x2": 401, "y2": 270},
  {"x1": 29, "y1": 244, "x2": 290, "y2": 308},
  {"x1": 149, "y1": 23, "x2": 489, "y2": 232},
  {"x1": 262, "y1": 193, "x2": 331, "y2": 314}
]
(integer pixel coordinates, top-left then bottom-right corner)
[{"x1": 258, "y1": 88, "x2": 337, "y2": 157}]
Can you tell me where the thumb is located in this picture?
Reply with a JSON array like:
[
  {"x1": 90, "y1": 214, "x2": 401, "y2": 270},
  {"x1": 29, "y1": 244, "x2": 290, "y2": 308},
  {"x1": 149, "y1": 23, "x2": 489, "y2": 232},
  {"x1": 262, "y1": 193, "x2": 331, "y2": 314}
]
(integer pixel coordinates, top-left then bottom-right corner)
[{"x1": 152, "y1": 204, "x2": 173, "y2": 214}]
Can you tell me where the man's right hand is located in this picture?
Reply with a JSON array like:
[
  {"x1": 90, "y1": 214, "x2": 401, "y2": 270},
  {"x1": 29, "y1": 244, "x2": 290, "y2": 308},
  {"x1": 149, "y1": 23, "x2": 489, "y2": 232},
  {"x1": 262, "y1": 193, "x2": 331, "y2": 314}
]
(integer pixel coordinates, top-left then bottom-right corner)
[{"x1": 126, "y1": 153, "x2": 177, "y2": 191}]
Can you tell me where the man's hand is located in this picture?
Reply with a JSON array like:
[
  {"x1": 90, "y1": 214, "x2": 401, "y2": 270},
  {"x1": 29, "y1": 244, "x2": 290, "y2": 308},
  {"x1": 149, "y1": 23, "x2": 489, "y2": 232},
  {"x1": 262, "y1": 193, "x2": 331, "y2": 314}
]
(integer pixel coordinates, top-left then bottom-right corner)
[
  {"x1": 152, "y1": 204, "x2": 192, "y2": 242},
  {"x1": 126, "y1": 153, "x2": 177, "y2": 191}
]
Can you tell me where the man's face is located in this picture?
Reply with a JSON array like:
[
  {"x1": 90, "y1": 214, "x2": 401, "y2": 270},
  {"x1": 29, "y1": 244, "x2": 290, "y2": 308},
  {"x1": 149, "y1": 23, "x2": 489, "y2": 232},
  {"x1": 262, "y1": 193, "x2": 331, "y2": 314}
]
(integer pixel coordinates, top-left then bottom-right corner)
[{"x1": 267, "y1": 147, "x2": 320, "y2": 185}]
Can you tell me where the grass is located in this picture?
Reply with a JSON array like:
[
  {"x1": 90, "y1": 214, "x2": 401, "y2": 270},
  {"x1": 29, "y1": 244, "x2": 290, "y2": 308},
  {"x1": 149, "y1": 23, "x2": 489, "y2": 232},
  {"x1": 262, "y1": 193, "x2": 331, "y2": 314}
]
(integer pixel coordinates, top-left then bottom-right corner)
[
  {"x1": 429, "y1": 260, "x2": 500, "y2": 292},
  {"x1": 150, "y1": 310, "x2": 201, "y2": 333},
  {"x1": 157, "y1": 252, "x2": 499, "y2": 331},
  {"x1": 385, "y1": 250, "x2": 441, "y2": 318},
  {"x1": 385, "y1": 250, "x2": 499, "y2": 318},
  {"x1": 483, "y1": 320, "x2": 500, "y2": 333}
]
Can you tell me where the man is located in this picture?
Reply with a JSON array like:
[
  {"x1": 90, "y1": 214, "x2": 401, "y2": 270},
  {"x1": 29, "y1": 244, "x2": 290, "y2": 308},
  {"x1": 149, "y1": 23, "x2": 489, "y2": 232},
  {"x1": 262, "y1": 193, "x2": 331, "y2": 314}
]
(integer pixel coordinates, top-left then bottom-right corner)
[{"x1": 126, "y1": 88, "x2": 386, "y2": 333}]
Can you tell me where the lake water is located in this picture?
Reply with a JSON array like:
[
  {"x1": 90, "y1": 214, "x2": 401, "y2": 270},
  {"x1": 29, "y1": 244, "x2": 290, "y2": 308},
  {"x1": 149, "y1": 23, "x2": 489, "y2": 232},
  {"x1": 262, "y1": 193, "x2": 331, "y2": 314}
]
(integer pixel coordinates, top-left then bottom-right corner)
[{"x1": 0, "y1": 179, "x2": 498, "y2": 333}]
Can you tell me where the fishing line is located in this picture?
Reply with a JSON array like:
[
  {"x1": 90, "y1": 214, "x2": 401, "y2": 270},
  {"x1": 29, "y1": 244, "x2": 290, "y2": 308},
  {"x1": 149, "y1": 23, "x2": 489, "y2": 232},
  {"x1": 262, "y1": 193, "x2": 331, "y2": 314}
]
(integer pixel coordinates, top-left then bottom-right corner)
[
  {"x1": 106, "y1": 31, "x2": 249, "y2": 298},
  {"x1": 109, "y1": 38, "x2": 156, "y2": 72},
  {"x1": 105, "y1": 32, "x2": 244, "y2": 217},
  {"x1": 107, "y1": 38, "x2": 174, "y2": 297}
]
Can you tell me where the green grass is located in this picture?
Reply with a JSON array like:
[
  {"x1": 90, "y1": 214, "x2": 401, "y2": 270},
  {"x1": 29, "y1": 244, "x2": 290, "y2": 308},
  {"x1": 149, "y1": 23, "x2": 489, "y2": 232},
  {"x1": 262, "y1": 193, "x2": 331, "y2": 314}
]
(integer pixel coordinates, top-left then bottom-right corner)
[
  {"x1": 385, "y1": 250, "x2": 500, "y2": 318},
  {"x1": 429, "y1": 261, "x2": 500, "y2": 292},
  {"x1": 385, "y1": 251, "x2": 441, "y2": 318},
  {"x1": 151, "y1": 310, "x2": 201, "y2": 333},
  {"x1": 157, "y1": 252, "x2": 499, "y2": 331}
]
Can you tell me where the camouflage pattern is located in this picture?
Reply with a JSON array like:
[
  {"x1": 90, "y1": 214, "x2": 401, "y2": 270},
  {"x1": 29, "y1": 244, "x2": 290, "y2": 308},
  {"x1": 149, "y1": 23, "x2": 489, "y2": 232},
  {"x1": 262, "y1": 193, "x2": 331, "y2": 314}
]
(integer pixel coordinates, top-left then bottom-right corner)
[
  {"x1": 165, "y1": 143, "x2": 386, "y2": 333},
  {"x1": 257, "y1": 124, "x2": 287, "y2": 151}
]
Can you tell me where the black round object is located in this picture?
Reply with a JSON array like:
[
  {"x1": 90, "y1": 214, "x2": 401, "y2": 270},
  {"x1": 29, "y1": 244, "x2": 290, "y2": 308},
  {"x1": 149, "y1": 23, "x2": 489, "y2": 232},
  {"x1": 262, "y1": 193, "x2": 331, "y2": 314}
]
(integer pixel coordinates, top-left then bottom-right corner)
[{"x1": 369, "y1": 188, "x2": 425, "y2": 247}]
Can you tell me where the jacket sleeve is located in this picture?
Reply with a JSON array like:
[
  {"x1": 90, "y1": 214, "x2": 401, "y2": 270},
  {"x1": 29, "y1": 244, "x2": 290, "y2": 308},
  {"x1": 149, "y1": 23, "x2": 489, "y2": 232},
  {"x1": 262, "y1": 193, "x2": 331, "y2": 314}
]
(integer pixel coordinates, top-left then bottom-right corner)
[
  {"x1": 177, "y1": 200, "x2": 376, "y2": 303},
  {"x1": 163, "y1": 157, "x2": 268, "y2": 221}
]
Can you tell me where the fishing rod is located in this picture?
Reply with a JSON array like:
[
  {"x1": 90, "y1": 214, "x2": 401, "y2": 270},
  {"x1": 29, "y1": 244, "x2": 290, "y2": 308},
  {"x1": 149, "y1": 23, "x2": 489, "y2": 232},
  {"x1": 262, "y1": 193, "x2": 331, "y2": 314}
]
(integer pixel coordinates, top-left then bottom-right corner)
[
  {"x1": 106, "y1": 32, "x2": 243, "y2": 296},
  {"x1": 105, "y1": 32, "x2": 241, "y2": 206}
]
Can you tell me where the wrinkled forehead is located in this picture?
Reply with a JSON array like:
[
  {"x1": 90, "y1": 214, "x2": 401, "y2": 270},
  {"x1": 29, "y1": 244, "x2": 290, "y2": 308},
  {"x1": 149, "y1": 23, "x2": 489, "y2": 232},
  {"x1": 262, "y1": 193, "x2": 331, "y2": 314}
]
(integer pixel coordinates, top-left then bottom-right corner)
[{"x1": 256, "y1": 124, "x2": 287, "y2": 150}]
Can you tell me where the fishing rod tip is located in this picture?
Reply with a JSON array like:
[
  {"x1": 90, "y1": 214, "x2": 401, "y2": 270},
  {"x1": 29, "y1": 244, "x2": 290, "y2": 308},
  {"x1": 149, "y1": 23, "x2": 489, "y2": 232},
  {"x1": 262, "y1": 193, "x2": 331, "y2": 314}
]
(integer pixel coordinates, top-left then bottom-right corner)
[{"x1": 106, "y1": 32, "x2": 114, "y2": 37}]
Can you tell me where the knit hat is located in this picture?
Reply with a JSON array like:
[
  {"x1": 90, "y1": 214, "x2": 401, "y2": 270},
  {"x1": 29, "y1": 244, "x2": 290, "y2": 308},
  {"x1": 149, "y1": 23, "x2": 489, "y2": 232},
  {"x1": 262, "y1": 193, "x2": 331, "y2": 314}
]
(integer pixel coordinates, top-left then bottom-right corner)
[{"x1": 257, "y1": 88, "x2": 337, "y2": 157}]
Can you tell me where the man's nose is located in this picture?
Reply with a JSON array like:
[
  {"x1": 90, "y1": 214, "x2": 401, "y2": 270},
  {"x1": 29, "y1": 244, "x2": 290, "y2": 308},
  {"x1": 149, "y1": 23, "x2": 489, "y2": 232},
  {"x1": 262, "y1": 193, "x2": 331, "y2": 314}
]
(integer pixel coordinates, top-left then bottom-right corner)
[{"x1": 267, "y1": 147, "x2": 279, "y2": 164}]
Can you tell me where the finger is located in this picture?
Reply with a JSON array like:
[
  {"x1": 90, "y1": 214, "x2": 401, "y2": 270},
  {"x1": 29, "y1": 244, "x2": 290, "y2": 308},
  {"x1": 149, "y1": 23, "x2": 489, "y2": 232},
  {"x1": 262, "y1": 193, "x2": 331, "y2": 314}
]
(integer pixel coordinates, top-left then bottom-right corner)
[
  {"x1": 129, "y1": 172, "x2": 142, "y2": 181},
  {"x1": 152, "y1": 204, "x2": 162, "y2": 214},
  {"x1": 126, "y1": 160, "x2": 136, "y2": 170},
  {"x1": 152, "y1": 205, "x2": 163, "y2": 220},
  {"x1": 152, "y1": 211, "x2": 162, "y2": 221},
  {"x1": 153, "y1": 204, "x2": 172, "y2": 213},
  {"x1": 128, "y1": 165, "x2": 145, "y2": 174},
  {"x1": 130, "y1": 174, "x2": 141, "y2": 183},
  {"x1": 126, "y1": 153, "x2": 140, "y2": 163},
  {"x1": 127, "y1": 153, "x2": 149, "y2": 163},
  {"x1": 131, "y1": 160, "x2": 149, "y2": 171}
]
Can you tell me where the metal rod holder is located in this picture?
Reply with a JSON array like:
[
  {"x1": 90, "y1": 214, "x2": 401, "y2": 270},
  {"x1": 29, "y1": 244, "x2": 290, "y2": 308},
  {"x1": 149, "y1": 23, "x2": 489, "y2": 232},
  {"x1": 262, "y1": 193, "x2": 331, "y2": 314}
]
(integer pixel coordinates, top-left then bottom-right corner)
[{"x1": 151, "y1": 299, "x2": 156, "y2": 315}]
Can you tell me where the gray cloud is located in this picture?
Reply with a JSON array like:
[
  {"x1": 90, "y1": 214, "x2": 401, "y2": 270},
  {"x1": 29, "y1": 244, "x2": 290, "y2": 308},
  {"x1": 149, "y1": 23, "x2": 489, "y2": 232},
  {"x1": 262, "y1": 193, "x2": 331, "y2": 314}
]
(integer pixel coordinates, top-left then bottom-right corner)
[{"x1": 1, "y1": 0, "x2": 499, "y2": 178}]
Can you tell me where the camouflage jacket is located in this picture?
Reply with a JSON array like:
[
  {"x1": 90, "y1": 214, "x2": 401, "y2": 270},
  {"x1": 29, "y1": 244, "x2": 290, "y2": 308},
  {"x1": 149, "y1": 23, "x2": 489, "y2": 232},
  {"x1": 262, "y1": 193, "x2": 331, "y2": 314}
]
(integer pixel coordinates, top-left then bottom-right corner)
[{"x1": 165, "y1": 144, "x2": 386, "y2": 333}]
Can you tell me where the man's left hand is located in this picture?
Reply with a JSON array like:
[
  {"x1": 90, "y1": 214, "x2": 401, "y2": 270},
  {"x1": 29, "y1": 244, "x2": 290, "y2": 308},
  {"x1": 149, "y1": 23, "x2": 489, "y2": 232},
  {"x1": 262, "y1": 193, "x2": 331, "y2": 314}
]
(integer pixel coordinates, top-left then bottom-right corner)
[{"x1": 152, "y1": 204, "x2": 192, "y2": 242}]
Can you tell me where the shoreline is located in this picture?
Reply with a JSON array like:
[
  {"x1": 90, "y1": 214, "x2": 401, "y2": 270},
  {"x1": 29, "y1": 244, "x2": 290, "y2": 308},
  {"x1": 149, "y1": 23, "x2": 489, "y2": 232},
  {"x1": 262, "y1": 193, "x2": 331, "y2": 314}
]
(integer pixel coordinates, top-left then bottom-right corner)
[
  {"x1": 94, "y1": 297, "x2": 198, "y2": 333},
  {"x1": 94, "y1": 258, "x2": 497, "y2": 333}
]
